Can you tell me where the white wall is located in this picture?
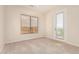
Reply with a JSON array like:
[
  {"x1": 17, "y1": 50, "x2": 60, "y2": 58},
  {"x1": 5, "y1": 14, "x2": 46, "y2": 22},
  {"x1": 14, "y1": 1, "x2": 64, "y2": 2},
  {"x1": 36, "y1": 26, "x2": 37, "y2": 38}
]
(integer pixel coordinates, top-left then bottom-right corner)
[
  {"x1": 0, "y1": 6, "x2": 4, "y2": 53},
  {"x1": 66, "y1": 6, "x2": 79, "y2": 46},
  {"x1": 5, "y1": 6, "x2": 46, "y2": 43},
  {"x1": 45, "y1": 6, "x2": 79, "y2": 47}
]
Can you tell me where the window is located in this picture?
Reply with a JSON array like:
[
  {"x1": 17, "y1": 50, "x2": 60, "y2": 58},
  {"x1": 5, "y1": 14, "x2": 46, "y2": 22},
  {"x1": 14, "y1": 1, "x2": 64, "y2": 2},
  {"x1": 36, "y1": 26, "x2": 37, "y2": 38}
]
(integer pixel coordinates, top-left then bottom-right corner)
[
  {"x1": 56, "y1": 12, "x2": 64, "y2": 39},
  {"x1": 21, "y1": 14, "x2": 38, "y2": 34}
]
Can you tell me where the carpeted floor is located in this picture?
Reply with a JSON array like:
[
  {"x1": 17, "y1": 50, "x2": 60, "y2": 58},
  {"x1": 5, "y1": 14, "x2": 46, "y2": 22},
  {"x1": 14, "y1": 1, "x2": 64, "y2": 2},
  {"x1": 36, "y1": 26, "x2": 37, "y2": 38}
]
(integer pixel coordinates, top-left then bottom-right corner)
[{"x1": 2, "y1": 37, "x2": 79, "y2": 54}]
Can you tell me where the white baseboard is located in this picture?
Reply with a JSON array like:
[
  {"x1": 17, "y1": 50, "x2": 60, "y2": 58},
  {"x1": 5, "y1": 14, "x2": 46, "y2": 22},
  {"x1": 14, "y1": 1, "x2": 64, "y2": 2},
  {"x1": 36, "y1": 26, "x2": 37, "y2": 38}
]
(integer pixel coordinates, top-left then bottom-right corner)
[
  {"x1": 5, "y1": 36, "x2": 45, "y2": 44},
  {"x1": 5, "y1": 36, "x2": 79, "y2": 47},
  {"x1": 47, "y1": 37, "x2": 79, "y2": 47}
]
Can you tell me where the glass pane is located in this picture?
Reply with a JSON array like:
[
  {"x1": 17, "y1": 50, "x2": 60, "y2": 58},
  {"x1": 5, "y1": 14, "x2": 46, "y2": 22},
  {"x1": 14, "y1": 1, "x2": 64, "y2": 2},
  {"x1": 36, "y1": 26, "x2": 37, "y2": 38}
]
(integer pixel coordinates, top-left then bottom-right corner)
[
  {"x1": 56, "y1": 12, "x2": 64, "y2": 39},
  {"x1": 21, "y1": 15, "x2": 30, "y2": 34},
  {"x1": 31, "y1": 17, "x2": 38, "y2": 33}
]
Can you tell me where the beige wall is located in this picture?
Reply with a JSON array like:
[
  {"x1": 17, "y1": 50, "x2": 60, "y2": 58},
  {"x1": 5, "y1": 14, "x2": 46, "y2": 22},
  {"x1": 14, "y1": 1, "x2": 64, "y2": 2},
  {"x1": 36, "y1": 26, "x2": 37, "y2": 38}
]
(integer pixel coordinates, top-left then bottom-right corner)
[
  {"x1": 5, "y1": 6, "x2": 46, "y2": 43},
  {"x1": 45, "y1": 6, "x2": 79, "y2": 46},
  {"x1": 0, "y1": 6, "x2": 4, "y2": 53}
]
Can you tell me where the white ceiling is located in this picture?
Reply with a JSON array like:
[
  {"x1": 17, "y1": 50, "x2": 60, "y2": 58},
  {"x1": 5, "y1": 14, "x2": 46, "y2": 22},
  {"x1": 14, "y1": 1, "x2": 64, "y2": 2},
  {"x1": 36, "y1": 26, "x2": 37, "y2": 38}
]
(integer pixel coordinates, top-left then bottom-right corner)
[{"x1": 22, "y1": 5, "x2": 54, "y2": 13}]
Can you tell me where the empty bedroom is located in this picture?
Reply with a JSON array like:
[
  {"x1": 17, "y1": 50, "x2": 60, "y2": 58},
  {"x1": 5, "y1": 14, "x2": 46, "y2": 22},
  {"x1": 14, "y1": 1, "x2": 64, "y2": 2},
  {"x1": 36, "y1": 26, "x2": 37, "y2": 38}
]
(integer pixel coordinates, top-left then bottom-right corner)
[{"x1": 0, "y1": 5, "x2": 79, "y2": 54}]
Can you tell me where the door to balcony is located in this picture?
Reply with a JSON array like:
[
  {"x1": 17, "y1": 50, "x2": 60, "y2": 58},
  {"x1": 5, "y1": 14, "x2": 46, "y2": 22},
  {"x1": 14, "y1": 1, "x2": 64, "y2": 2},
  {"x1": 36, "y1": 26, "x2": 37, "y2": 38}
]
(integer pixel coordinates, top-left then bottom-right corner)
[{"x1": 56, "y1": 12, "x2": 64, "y2": 39}]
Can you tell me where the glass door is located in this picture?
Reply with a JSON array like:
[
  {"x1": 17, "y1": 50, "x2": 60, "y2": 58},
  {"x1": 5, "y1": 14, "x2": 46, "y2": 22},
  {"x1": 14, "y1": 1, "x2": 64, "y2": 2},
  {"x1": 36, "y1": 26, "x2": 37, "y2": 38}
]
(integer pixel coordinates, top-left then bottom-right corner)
[{"x1": 56, "y1": 12, "x2": 64, "y2": 39}]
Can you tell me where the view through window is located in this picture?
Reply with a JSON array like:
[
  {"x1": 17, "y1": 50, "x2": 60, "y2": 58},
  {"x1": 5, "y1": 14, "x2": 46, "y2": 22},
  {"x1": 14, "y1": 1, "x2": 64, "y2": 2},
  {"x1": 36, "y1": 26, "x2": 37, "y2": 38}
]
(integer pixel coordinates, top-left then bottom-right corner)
[{"x1": 56, "y1": 12, "x2": 64, "y2": 39}]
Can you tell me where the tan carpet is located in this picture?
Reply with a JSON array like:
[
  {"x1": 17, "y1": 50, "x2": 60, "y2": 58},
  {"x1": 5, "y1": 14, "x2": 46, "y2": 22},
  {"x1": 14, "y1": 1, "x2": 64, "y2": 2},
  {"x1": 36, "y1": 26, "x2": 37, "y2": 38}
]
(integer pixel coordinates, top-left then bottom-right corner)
[{"x1": 3, "y1": 37, "x2": 79, "y2": 54}]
